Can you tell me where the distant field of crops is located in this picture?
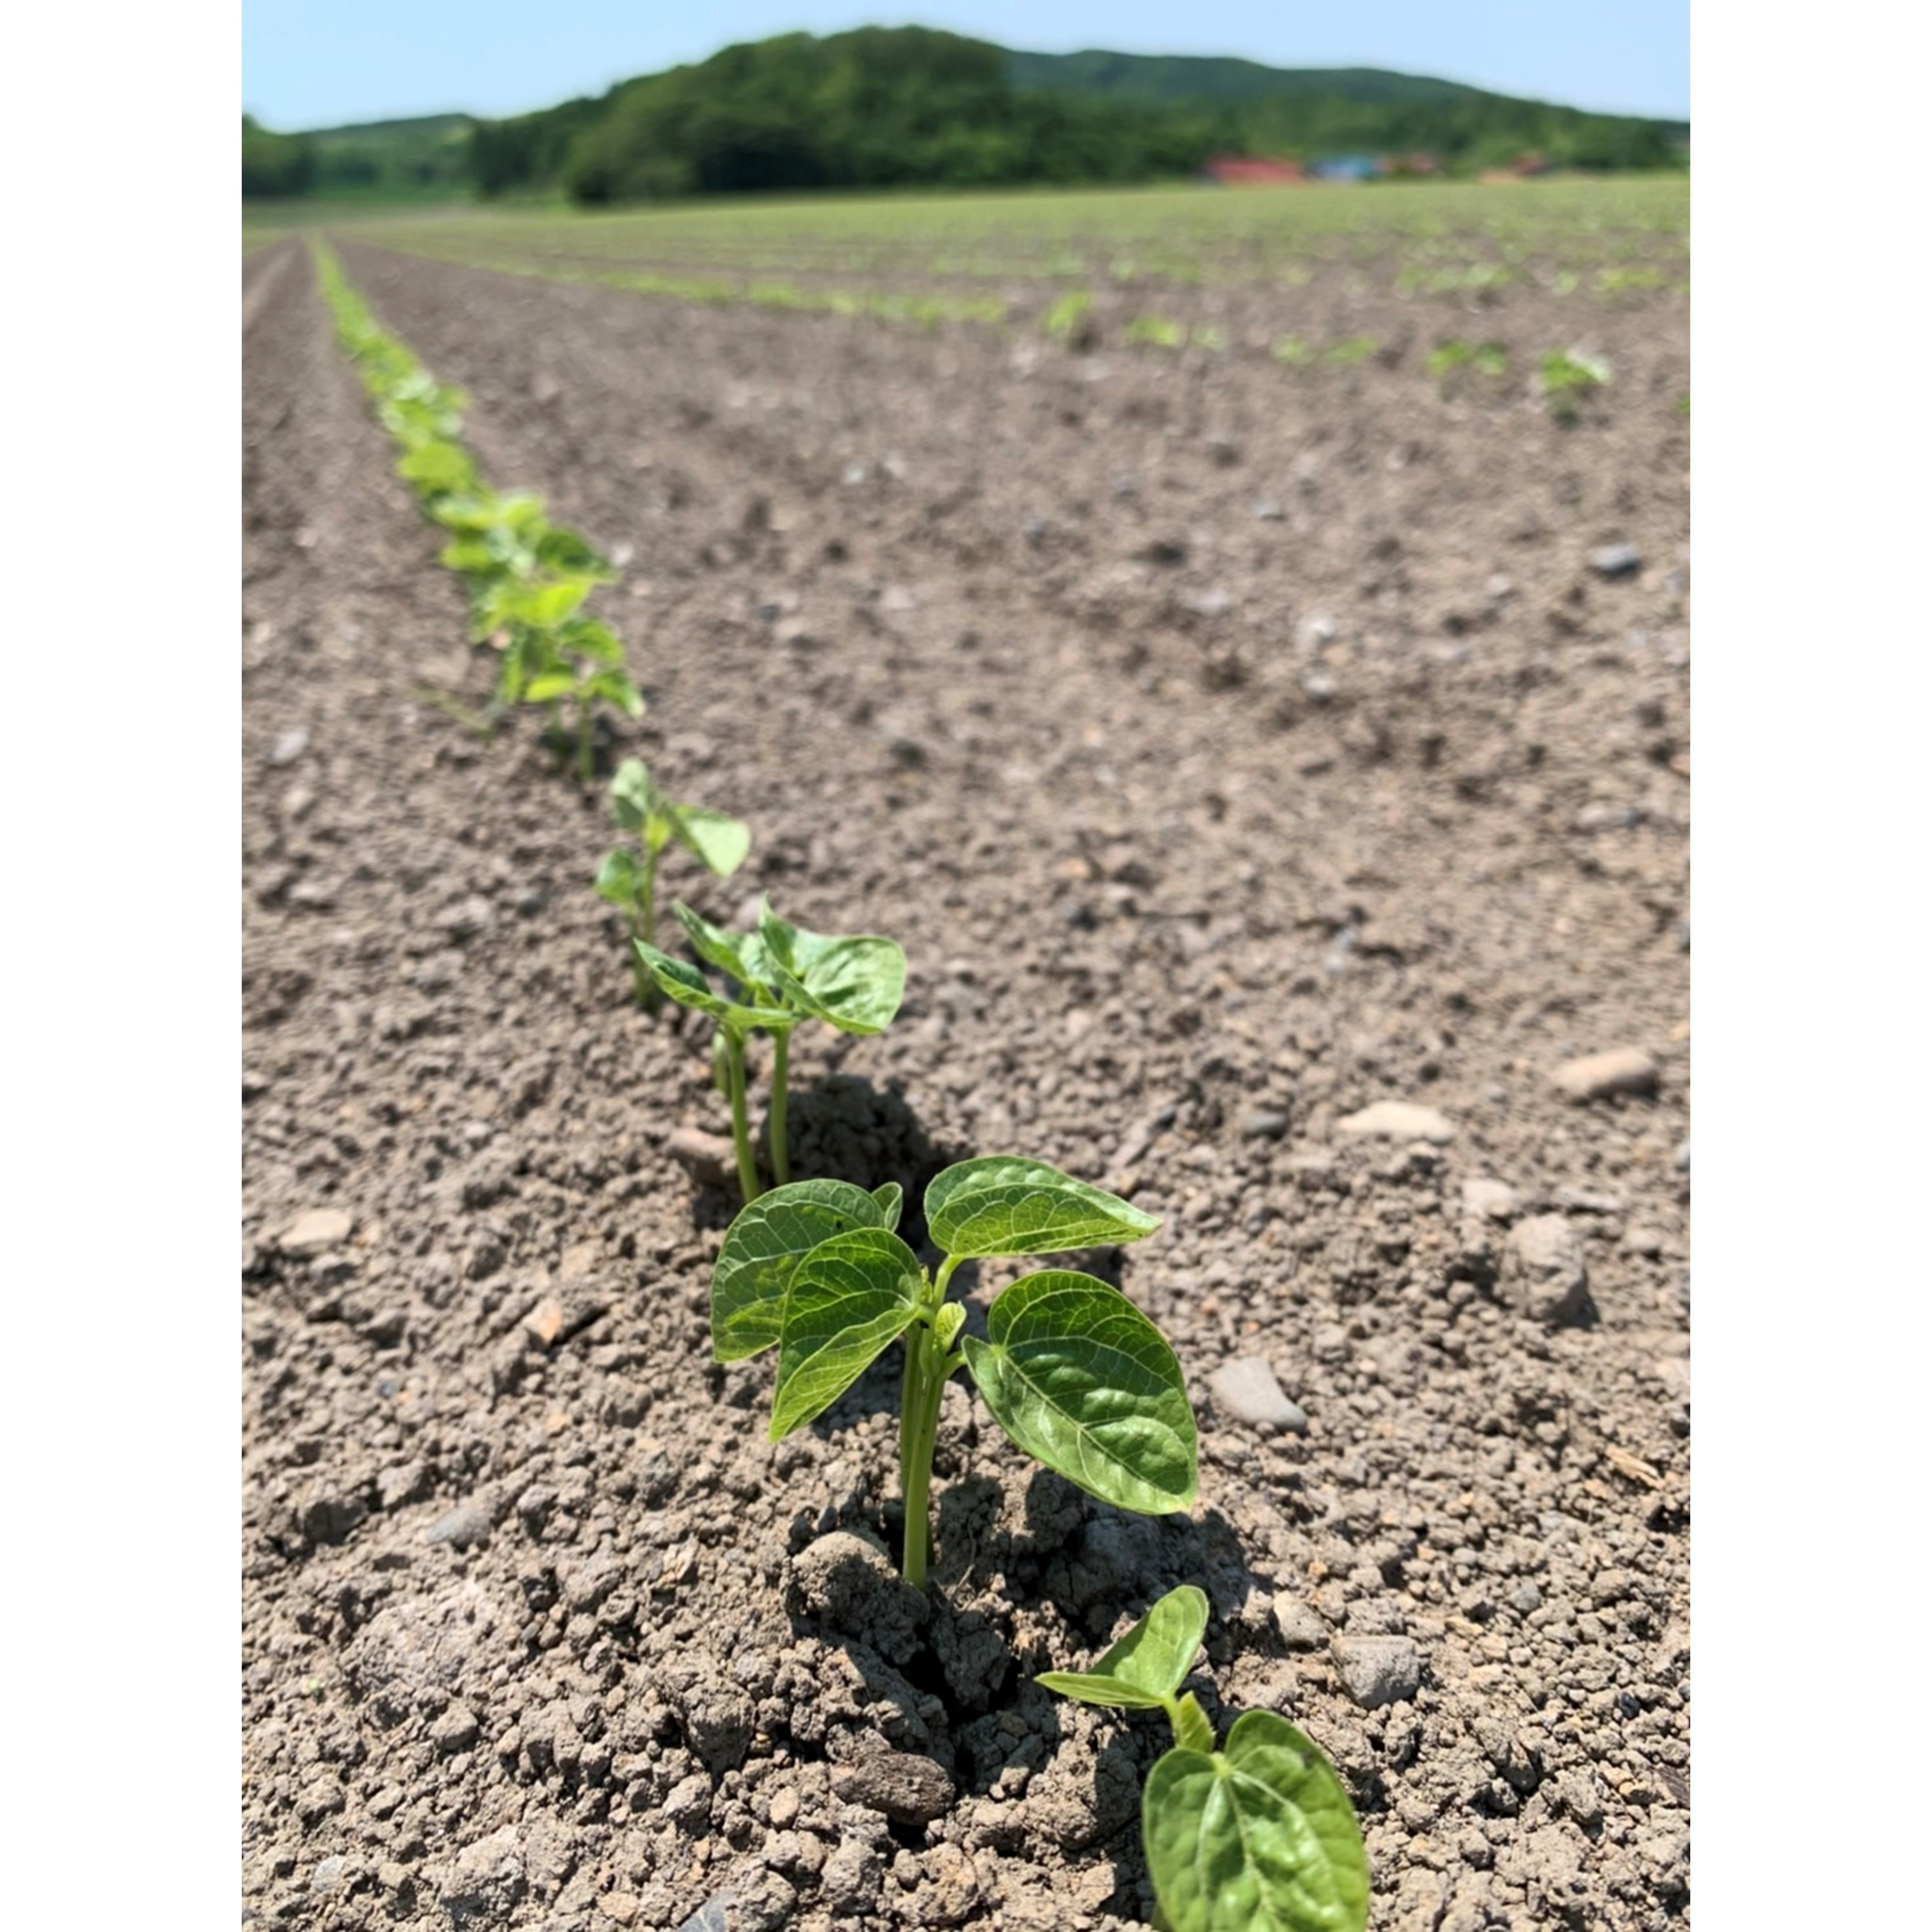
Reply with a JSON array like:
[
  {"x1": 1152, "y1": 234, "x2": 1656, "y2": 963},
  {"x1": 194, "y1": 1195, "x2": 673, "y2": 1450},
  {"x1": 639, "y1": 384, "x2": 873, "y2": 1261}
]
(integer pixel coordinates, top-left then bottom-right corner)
[{"x1": 321, "y1": 175, "x2": 1687, "y2": 301}]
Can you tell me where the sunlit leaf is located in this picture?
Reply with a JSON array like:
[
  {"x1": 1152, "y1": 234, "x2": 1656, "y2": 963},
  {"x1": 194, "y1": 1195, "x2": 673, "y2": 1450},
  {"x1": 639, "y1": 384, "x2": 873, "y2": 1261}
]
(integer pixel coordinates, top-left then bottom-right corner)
[
  {"x1": 711, "y1": 1180, "x2": 892, "y2": 1362},
  {"x1": 925, "y1": 1157, "x2": 1159, "y2": 1259},
  {"x1": 961, "y1": 1271, "x2": 1196, "y2": 1513},
  {"x1": 770, "y1": 1228, "x2": 925, "y2": 1438},
  {"x1": 1142, "y1": 1713, "x2": 1370, "y2": 1932}
]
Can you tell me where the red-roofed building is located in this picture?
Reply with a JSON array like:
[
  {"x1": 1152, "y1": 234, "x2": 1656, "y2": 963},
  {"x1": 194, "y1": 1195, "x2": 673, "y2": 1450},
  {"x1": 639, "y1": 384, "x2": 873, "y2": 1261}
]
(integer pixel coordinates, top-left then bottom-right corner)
[{"x1": 1203, "y1": 155, "x2": 1306, "y2": 187}]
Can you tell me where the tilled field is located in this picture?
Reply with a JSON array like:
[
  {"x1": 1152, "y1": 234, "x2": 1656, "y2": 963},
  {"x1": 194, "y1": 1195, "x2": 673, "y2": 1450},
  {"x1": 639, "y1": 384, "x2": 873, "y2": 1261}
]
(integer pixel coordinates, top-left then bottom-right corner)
[{"x1": 242, "y1": 224, "x2": 1690, "y2": 1931}]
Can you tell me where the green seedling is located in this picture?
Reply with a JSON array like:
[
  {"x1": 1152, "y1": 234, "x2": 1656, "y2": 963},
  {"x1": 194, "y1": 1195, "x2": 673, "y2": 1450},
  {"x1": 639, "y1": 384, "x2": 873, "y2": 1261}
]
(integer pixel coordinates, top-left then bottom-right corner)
[
  {"x1": 1043, "y1": 291, "x2": 1095, "y2": 342},
  {"x1": 313, "y1": 239, "x2": 646, "y2": 781},
  {"x1": 1272, "y1": 335, "x2": 1312, "y2": 366},
  {"x1": 712, "y1": 1158, "x2": 1196, "y2": 1584},
  {"x1": 1042, "y1": 1586, "x2": 1370, "y2": 1932},
  {"x1": 1325, "y1": 336, "x2": 1377, "y2": 365},
  {"x1": 637, "y1": 899, "x2": 905, "y2": 1200},
  {"x1": 1539, "y1": 348, "x2": 1610, "y2": 423},
  {"x1": 594, "y1": 759, "x2": 749, "y2": 1003},
  {"x1": 1125, "y1": 315, "x2": 1185, "y2": 350},
  {"x1": 1425, "y1": 338, "x2": 1508, "y2": 386}
]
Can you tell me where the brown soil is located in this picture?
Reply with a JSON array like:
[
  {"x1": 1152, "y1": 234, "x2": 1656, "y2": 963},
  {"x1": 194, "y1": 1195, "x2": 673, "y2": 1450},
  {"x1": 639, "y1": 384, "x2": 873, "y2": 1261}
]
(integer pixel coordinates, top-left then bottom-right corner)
[{"x1": 242, "y1": 236, "x2": 1689, "y2": 1931}]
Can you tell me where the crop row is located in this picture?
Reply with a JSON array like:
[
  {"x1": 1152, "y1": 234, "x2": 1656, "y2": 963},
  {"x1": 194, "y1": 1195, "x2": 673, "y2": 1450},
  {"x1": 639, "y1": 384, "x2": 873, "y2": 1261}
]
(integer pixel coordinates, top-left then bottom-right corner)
[
  {"x1": 342, "y1": 212, "x2": 1685, "y2": 307},
  {"x1": 308, "y1": 239, "x2": 1371, "y2": 1929},
  {"x1": 331, "y1": 236, "x2": 1645, "y2": 429}
]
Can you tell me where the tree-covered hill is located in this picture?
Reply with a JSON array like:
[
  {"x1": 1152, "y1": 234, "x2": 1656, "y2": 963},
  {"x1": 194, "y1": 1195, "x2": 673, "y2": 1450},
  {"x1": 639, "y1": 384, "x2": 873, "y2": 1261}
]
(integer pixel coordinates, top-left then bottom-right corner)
[{"x1": 246, "y1": 28, "x2": 1687, "y2": 203}]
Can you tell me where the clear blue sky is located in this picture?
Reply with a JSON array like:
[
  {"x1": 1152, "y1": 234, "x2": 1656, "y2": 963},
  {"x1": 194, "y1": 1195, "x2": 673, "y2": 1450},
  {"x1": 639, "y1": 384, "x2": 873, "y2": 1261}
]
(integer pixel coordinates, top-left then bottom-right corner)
[{"x1": 243, "y1": 3, "x2": 1689, "y2": 131}]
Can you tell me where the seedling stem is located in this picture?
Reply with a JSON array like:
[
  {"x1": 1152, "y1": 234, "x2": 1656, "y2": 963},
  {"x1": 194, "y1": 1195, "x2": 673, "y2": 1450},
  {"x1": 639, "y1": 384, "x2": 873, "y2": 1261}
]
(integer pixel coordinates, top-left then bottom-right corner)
[
  {"x1": 724, "y1": 1032, "x2": 761, "y2": 1201},
  {"x1": 769, "y1": 1030, "x2": 792, "y2": 1186}
]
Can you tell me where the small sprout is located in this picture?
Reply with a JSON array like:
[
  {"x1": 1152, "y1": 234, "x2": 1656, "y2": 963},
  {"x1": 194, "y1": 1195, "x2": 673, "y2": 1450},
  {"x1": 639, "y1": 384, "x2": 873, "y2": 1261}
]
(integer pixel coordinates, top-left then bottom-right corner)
[
  {"x1": 1326, "y1": 335, "x2": 1377, "y2": 365},
  {"x1": 1041, "y1": 1586, "x2": 1371, "y2": 1932},
  {"x1": 1426, "y1": 338, "x2": 1509, "y2": 388},
  {"x1": 594, "y1": 758, "x2": 750, "y2": 1005},
  {"x1": 1043, "y1": 291, "x2": 1095, "y2": 343},
  {"x1": 1272, "y1": 334, "x2": 1312, "y2": 366},
  {"x1": 1125, "y1": 315, "x2": 1185, "y2": 350},
  {"x1": 714, "y1": 1157, "x2": 1193, "y2": 1584},
  {"x1": 1539, "y1": 348, "x2": 1611, "y2": 423},
  {"x1": 637, "y1": 899, "x2": 906, "y2": 1200}
]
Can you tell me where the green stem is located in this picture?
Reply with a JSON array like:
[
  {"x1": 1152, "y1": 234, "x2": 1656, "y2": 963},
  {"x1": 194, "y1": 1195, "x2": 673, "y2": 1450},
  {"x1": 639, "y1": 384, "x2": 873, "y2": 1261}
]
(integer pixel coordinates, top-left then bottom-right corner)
[
  {"x1": 769, "y1": 1029, "x2": 792, "y2": 1187},
  {"x1": 578, "y1": 701, "x2": 593, "y2": 785},
  {"x1": 724, "y1": 1030, "x2": 761, "y2": 1202},
  {"x1": 899, "y1": 1321, "x2": 950, "y2": 1585},
  {"x1": 638, "y1": 851, "x2": 658, "y2": 954},
  {"x1": 636, "y1": 859, "x2": 660, "y2": 1011}
]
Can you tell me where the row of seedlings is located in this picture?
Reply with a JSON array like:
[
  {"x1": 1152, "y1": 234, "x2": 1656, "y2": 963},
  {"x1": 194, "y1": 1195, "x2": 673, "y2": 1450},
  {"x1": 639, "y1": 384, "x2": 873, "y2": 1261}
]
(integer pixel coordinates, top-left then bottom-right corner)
[{"x1": 309, "y1": 238, "x2": 1370, "y2": 1930}]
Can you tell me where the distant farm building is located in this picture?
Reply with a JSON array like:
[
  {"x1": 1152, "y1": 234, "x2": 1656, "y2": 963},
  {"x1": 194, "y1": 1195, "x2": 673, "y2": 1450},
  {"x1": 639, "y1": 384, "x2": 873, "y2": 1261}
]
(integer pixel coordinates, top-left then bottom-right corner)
[
  {"x1": 1202, "y1": 155, "x2": 1306, "y2": 186},
  {"x1": 1308, "y1": 154, "x2": 1383, "y2": 183}
]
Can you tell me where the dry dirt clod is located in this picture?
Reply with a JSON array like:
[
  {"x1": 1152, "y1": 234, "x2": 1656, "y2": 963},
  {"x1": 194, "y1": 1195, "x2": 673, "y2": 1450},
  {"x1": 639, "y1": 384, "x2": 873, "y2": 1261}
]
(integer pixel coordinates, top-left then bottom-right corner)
[
  {"x1": 1332, "y1": 1634, "x2": 1422, "y2": 1709},
  {"x1": 276, "y1": 1205, "x2": 352, "y2": 1255},
  {"x1": 1208, "y1": 1356, "x2": 1309, "y2": 1433},
  {"x1": 1509, "y1": 1213, "x2": 1592, "y2": 1325},
  {"x1": 666, "y1": 1126, "x2": 740, "y2": 1189},
  {"x1": 830, "y1": 1747, "x2": 955, "y2": 1824},
  {"x1": 1336, "y1": 1100, "x2": 1456, "y2": 1144},
  {"x1": 1553, "y1": 1046, "x2": 1661, "y2": 1102}
]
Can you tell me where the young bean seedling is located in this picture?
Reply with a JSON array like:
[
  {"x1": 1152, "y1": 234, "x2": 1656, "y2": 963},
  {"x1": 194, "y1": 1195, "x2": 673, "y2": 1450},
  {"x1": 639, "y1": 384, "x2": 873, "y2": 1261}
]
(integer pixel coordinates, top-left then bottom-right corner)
[
  {"x1": 1041, "y1": 1585, "x2": 1370, "y2": 1932},
  {"x1": 636, "y1": 899, "x2": 905, "y2": 1200},
  {"x1": 712, "y1": 1158, "x2": 1197, "y2": 1584},
  {"x1": 594, "y1": 759, "x2": 750, "y2": 1003},
  {"x1": 1539, "y1": 348, "x2": 1610, "y2": 424}
]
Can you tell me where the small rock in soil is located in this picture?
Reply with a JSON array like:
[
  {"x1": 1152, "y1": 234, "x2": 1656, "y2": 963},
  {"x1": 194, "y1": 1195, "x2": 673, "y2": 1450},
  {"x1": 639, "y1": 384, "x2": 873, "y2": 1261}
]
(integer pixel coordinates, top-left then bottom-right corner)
[
  {"x1": 1331, "y1": 1634, "x2": 1421, "y2": 1709},
  {"x1": 1238, "y1": 1106, "x2": 1289, "y2": 1139},
  {"x1": 1509, "y1": 1214, "x2": 1592, "y2": 1325},
  {"x1": 277, "y1": 1206, "x2": 353, "y2": 1256},
  {"x1": 830, "y1": 1747, "x2": 955, "y2": 1824},
  {"x1": 1208, "y1": 1357, "x2": 1308, "y2": 1433},
  {"x1": 1674, "y1": 1137, "x2": 1692, "y2": 1171},
  {"x1": 1589, "y1": 543, "x2": 1643, "y2": 578},
  {"x1": 426, "y1": 1500, "x2": 493, "y2": 1549},
  {"x1": 666, "y1": 1126, "x2": 739, "y2": 1190},
  {"x1": 438, "y1": 1825, "x2": 526, "y2": 1923},
  {"x1": 1553, "y1": 1046, "x2": 1659, "y2": 1102},
  {"x1": 1272, "y1": 1594, "x2": 1328, "y2": 1649},
  {"x1": 1337, "y1": 1100, "x2": 1456, "y2": 1145},
  {"x1": 268, "y1": 726, "x2": 309, "y2": 766},
  {"x1": 1461, "y1": 1177, "x2": 1519, "y2": 1221},
  {"x1": 676, "y1": 1894, "x2": 733, "y2": 1932},
  {"x1": 430, "y1": 1703, "x2": 480, "y2": 1754}
]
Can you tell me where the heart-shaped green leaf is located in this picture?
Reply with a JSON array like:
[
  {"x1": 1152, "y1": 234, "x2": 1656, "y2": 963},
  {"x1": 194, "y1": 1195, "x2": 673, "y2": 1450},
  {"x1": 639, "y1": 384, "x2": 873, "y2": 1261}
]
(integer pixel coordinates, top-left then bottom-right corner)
[
  {"x1": 671, "y1": 904, "x2": 762, "y2": 990},
  {"x1": 925, "y1": 1158, "x2": 1160, "y2": 1259},
  {"x1": 711, "y1": 1180, "x2": 892, "y2": 1363},
  {"x1": 1143, "y1": 1712, "x2": 1370, "y2": 1932},
  {"x1": 593, "y1": 846, "x2": 645, "y2": 907},
  {"x1": 633, "y1": 942, "x2": 790, "y2": 1031},
  {"x1": 557, "y1": 616, "x2": 624, "y2": 665},
  {"x1": 757, "y1": 903, "x2": 906, "y2": 1035},
  {"x1": 609, "y1": 758, "x2": 662, "y2": 835},
  {"x1": 770, "y1": 1228, "x2": 925, "y2": 1439},
  {"x1": 668, "y1": 805, "x2": 751, "y2": 878},
  {"x1": 1036, "y1": 1585, "x2": 1209, "y2": 1710},
  {"x1": 1032, "y1": 1669, "x2": 1170, "y2": 1710},
  {"x1": 961, "y1": 1271, "x2": 1197, "y2": 1513}
]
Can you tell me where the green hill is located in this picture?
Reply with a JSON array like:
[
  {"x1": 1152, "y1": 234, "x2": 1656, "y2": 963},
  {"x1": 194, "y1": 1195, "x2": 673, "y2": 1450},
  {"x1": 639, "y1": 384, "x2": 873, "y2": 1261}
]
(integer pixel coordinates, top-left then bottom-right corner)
[
  {"x1": 1005, "y1": 51, "x2": 1492, "y2": 108},
  {"x1": 249, "y1": 28, "x2": 1687, "y2": 203}
]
